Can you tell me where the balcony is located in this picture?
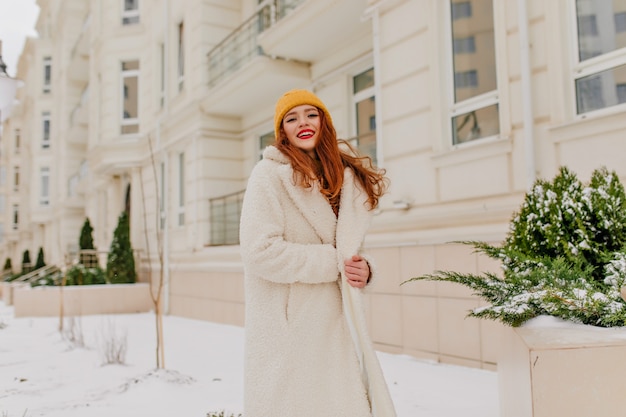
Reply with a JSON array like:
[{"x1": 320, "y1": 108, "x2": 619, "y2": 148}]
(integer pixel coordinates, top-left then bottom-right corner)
[
  {"x1": 257, "y1": 0, "x2": 371, "y2": 62},
  {"x1": 89, "y1": 137, "x2": 145, "y2": 176},
  {"x1": 68, "y1": 86, "x2": 89, "y2": 146},
  {"x1": 201, "y1": 3, "x2": 310, "y2": 116},
  {"x1": 68, "y1": 13, "x2": 91, "y2": 86}
]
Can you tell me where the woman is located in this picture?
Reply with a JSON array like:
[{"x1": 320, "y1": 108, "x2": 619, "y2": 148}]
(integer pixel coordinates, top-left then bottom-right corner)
[{"x1": 239, "y1": 89, "x2": 397, "y2": 416}]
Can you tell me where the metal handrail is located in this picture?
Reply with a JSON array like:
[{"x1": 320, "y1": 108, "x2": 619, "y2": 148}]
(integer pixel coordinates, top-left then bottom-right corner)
[
  {"x1": 208, "y1": 189, "x2": 246, "y2": 245},
  {"x1": 206, "y1": 0, "x2": 308, "y2": 87}
]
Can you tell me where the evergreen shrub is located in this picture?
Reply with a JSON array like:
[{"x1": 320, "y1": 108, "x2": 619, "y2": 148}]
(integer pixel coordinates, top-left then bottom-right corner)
[
  {"x1": 106, "y1": 211, "x2": 136, "y2": 284},
  {"x1": 64, "y1": 264, "x2": 106, "y2": 286},
  {"x1": 406, "y1": 166, "x2": 626, "y2": 327}
]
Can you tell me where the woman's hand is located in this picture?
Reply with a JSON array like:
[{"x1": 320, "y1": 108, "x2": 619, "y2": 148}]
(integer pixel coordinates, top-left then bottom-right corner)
[{"x1": 344, "y1": 255, "x2": 370, "y2": 288}]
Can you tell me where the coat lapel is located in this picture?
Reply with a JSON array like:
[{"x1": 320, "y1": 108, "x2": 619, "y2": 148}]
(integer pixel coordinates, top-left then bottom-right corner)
[{"x1": 274, "y1": 160, "x2": 337, "y2": 245}]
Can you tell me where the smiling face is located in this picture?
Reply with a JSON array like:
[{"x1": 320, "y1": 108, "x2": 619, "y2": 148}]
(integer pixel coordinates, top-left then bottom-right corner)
[{"x1": 281, "y1": 104, "x2": 321, "y2": 157}]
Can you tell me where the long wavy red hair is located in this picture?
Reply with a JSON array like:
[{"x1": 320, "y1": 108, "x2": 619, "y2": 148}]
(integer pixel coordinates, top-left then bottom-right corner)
[{"x1": 275, "y1": 109, "x2": 388, "y2": 210}]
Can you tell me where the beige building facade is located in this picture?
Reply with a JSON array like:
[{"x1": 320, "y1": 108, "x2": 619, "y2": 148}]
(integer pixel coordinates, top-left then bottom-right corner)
[{"x1": 2, "y1": 0, "x2": 626, "y2": 370}]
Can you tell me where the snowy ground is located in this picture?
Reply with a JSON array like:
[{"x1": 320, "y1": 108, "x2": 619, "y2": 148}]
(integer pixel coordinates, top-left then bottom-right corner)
[{"x1": 0, "y1": 301, "x2": 499, "y2": 417}]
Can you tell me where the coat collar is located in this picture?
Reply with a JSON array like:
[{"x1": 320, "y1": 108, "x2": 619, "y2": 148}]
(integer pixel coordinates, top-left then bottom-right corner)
[
  {"x1": 264, "y1": 146, "x2": 337, "y2": 244},
  {"x1": 262, "y1": 146, "x2": 373, "y2": 248}
]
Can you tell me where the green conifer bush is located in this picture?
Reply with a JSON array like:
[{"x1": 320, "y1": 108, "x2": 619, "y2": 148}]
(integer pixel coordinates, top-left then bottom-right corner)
[
  {"x1": 106, "y1": 211, "x2": 136, "y2": 284},
  {"x1": 406, "y1": 166, "x2": 626, "y2": 327},
  {"x1": 79, "y1": 217, "x2": 98, "y2": 267},
  {"x1": 34, "y1": 247, "x2": 46, "y2": 270}
]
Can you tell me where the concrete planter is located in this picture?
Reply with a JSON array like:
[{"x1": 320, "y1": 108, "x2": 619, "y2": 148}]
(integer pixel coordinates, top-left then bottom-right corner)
[
  {"x1": 12, "y1": 283, "x2": 153, "y2": 317},
  {"x1": 498, "y1": 319, "x2": 626, "y2": 417}
]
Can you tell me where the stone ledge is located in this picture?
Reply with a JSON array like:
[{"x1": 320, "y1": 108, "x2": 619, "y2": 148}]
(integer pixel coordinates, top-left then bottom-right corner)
[{"x1": 12, "y1": 283, "x2": 153, "y2": 317}]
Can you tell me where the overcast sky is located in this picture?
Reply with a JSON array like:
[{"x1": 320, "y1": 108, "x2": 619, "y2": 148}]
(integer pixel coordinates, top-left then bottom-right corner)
[{"x1": 0, "y1": 0, "x2": 40, "y2": 77}]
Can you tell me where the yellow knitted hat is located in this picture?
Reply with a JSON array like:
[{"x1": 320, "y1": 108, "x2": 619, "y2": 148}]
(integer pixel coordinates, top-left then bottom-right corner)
[{"x1": 274, "y1": 89, "x2": 333, "y2": 139}]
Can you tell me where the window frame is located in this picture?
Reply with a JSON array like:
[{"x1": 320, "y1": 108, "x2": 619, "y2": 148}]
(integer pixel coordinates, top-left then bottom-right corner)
[
  {"x1": 14, "y1": 128, "x2": 20, "y2": 154},
  {"x1": 569, "y1": 0, "x2": 626, "y2": 118},
  {"x1": 443, "y1": 0, "x2": 503, "y2": 147},
  {"x1": 40, "y1": 167, "x2": 50, "y2": 206},
  {"x1": 42, "y1": 111, "x2": 51, "y2": 149},
  {"x1": 13, "y1": 166, "x2": 19, "y2": 192},
  {"x1": 43, "y1": 56, "x2": 51, "y2": 93},
  {"x1": 350, "y1": 66, "x2": 378, "y2": 164},
  {"x1": 159, "y1": 160, "x2": 166, "y2": 230},
  {"x1": 12, "y1": 204, "x2": 19, "y2": 230},
  {"x1": 177, "y1": 21, "x2": 185, "y2": 91},
  {"x1": 122, "y1": 0, "x2": 140, "y2": 25},
  {"x1": 177, "y1": 152, "x2": 185, "y2": 226},
  {"x1": 120, "y1": 60, "x2": 140, "y2": 135}
]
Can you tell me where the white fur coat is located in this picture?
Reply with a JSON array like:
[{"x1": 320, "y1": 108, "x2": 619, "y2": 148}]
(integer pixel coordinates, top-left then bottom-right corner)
[{"x1": 239, "y1": 146, "x2": 396, "y2": 417}]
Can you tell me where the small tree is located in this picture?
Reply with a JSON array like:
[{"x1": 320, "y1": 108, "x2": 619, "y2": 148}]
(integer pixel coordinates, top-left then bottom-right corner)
[
  {"x1": 21, "y1": 250, "x2": 31, "y2": 274},
  {"x1": 35, "y1": 247, "x2": 46, "y2": 269},
  {"x1": 79, "y1": 217, "x2": 98, "y2": 267},
  {"x1": 3, "y1": 258, "x2": 12, "y2": 273},
  {"x1": 106, "y1": 211, "x2": 136, "y2": 284}
]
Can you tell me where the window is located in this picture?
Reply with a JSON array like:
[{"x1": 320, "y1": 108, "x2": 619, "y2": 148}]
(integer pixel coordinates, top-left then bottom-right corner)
[
  {"x1": 14, "y1": 129, "x2": 20, "y2": 154},
  {"x1": 449, "y1": 0, "x2": 500, "y2": 144},
  {"x1": 618, "y1": 83, "x2": 626, "y2": 103},
  {"x1": 617, "y1": 12, "x2": 626, "y2": 32},
  {"x1": 574, "y1": 0, "x2": 626, "y2": 115},
  {"x1": 159, "y1": 43, "x2": 165, "y2": 107},
  {"x1": 122, "y1": 0, "x2": 139, "y2": 25},
  {"x1": 177, "y1": 152, "x2": 185, "y2": 226},
  {"x1": 259, "y1": 132, "x2": 274, "y2": 160},
  {"x1": 12, "y1": 204, "x2": 18, "y2": 230},
  {"x1": 177, "y1": 22, "x2": 185, "y2": 91},
  {"x1": 351, "y1": 68, "x2": 377, "y2": 164},
  {"x1": 13, "y1": 166, "x2": 19, "y2": 192},
  {"x1": 121, "y1": 60, "x2": 139, "y2": 134},
  {"x1": 40, "y1": 167, "x2": 50, "y2": 205},
  {"x1": 43, "y1": 56, "x2": 51, "y2": 93},
  {"x1": 0, "y1": 195, "x2": 4, "y2": 214},
  {"x1": 160, "y1": 161, "x2": 165, "y2": 229},
  {"x1": 42, "y1": 111, "x2": 51, "y2": 148}
]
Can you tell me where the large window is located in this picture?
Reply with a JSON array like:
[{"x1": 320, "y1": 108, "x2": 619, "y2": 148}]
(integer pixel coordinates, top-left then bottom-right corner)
[
  {"x1": 42, "y1": 111, "x2": 51, "y2": 148},
  {"x1": 449, "y1": 0, "x2": 500, "y2": 144},
  {"x1": 122, "y1": 0, "x2": 139, "y2": 25},
  {"x1": 40, "y1": 167, "x2": 50, "y2": 206},
  {"x1": 351, "y1": 68, "x2": 377, "y2": 164},
  {"x1": 574, "y1": 0, "x2": 626, "y2": 115},
  {"x1": 43, "y1": 56, "x2": 51, "y2": 93},
  {"x1": 121, "y1": 60, "x2": 139, "y2": 134}
]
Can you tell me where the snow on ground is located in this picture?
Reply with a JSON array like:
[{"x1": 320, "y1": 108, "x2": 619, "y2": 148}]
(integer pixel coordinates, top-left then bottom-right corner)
[{"x1": 0, "y1": 301, "x2": 499, "y2": 417}]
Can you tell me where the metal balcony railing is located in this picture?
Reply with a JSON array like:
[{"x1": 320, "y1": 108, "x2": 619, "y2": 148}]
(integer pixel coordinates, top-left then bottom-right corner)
[
  {"x1": 209, "y1": 189, "x2": 245, "y2": 245},
  {"x1": 206, "y1": 0, "x2": 306, "y2": 87}
]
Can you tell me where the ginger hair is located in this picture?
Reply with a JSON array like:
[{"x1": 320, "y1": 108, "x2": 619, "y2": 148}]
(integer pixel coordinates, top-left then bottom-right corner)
[{"x1": 275, "y1": 109, "x2": 388, "y2": 210}]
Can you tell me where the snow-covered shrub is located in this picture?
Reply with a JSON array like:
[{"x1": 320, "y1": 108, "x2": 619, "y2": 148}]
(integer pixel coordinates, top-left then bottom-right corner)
[{"x1": 406, "y1": 166, "x2": 626, "y2": 327}]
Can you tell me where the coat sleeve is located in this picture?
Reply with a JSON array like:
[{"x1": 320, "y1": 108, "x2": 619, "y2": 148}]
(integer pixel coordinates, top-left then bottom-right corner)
[{"x1": 239, "y1": 165, "x2": 339, "y2": 285}]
